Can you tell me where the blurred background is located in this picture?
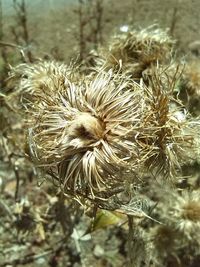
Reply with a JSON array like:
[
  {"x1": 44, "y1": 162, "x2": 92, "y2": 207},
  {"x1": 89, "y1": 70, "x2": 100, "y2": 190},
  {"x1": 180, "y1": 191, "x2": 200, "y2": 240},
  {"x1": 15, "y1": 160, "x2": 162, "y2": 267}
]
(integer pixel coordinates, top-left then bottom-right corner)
[{"x1": 1, "y1": 0, "x2": 200, "y2": 66}]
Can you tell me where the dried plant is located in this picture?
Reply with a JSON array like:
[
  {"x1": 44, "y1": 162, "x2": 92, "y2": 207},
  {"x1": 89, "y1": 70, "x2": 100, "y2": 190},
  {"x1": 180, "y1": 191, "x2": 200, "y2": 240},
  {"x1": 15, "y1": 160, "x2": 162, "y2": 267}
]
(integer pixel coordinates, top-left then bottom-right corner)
[
  {"x1": 137, "y1": 67, "x2": 200, "y2": 178},
  {"x1": 6, "y1": 61, "x2": 80, "y2": 110},
  {"x1": 7, "y1": 60, "x2": 200, "y2": 200},
  {"x1": 11, "y1": 0, "x2": 33, "y2": 62},
  {"x1": 148, "y1": 224, "x2": 180, "y2": 266},
  {"x1": 180, "y1": 60, "x2": 200, "y2": 115},
  {"x1": 183, "y1": 60, "x2": 200, "y2": 96},
  {"x1": 15, "y1": 66, "x2": 147, "y2": 199},
  {"x1": 166, "y1": 190, "x2": 200, "y2": 240},
  {"x1": 146, "y1": 188, "x2": 200, "y2": 266},
  {"x1": 3, "y1": 20, "x2": 200, "y2": 267},
  {"x1": 97, "y1": 26, "x2": 174, "y2": 80}
]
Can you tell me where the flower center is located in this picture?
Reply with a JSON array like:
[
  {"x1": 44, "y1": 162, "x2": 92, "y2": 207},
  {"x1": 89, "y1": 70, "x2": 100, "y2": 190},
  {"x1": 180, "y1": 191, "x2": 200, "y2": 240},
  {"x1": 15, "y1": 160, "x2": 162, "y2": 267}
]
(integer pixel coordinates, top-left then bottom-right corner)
[
  {"x1": 68, "y1": 112, "x2": 105, "y2": 142},
  {"x1": 182, "y1": 201, "x2": 200, "y2": 222}
]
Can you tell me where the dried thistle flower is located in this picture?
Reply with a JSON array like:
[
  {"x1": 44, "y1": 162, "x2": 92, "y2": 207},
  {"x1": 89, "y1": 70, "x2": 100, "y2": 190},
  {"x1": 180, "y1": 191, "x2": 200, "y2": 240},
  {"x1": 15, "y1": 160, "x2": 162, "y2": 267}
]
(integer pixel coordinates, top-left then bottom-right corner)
[
  {"x1": 182, "y1": 60, "x2": 200, "y2": 97},
  {"x1": 145, "y1": 185, "x2": 200, "y2": 266},
  {"x1": 154, "y1": 186, "x2": 200, "y2": 245},
  {"x1": 137, "y1": 67, "x2": 200, "y2": 177},
  {"x1": 98, "y1": 26, "x2": 174, "y2": 79},
  {"x1": 148, "y1": 222, "x2": 200, "y2": 267},
  {"x1": 7, "y1": 60, "x2": 200, "y2": 198},
  {"x1": 169, "y1": 190, "x2": 200, "y2": 240},
  {"x1": 151, "y1": 225, "x2": 178, "y2": 253},
  {"x1": 26, "y1": 69, "x2": 146, "y2": 199},
  {"x1": 6, "y1": 61, "x2": 79, "y2": 109},
  {"x1": 180, "y1": 60, "x2": 200, "y2": 115},
  {"x1": 148, "y1": 224, "x2": 180, "y2": 266}
]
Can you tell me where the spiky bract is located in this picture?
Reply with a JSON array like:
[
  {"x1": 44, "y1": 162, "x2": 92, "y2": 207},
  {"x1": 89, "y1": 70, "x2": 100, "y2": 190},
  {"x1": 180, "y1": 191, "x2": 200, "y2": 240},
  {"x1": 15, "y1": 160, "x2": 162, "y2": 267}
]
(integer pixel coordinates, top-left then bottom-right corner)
[{"x1": 137, "y1": 68, "x2": 200, "y2": 177}]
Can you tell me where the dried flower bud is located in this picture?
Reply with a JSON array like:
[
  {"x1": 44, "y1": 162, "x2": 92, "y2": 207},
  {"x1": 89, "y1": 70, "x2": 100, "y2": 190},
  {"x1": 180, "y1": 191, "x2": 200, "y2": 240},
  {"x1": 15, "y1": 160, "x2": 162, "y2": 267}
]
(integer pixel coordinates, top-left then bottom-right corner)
[
  {"x1": 173, "y1": 191, "x2": 200, "y2": 239},
  {"x1": 181, "y1": 60, "x2": 200, "y2": 115},
  {"x1": 150, "y1": 225, "x2": 179, "y2": 258},
  {"x1": 6, "y1": 61, "x2": 79, "y2": 109},
  {"x1": 159, "y1": 189, "x2": 200, "y2": 243},
  {"x1": 98, "y1": 26, "x2": 174, "y2": 79},
  {"x1": 182, "y1": 60, "x2": 200, "y2": 97}
]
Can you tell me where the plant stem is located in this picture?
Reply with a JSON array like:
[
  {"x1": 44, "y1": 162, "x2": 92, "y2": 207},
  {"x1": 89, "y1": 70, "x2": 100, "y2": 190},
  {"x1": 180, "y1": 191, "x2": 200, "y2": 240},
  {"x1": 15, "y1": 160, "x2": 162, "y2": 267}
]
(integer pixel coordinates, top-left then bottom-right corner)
[{"x1": 128, "y1": 215, "x2": 135, "y2": 267}]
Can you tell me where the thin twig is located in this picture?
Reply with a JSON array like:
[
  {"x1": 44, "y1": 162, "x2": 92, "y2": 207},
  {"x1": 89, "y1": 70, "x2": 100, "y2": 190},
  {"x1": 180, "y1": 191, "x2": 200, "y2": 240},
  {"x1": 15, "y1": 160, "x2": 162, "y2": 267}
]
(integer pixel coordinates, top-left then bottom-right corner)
[
  {"x1": 0, "y1": 41, "x2": 22, "y2": 49},
  {"x1": 12, "y1": 0, "x2": 33, "y2": 62},
  {"x1": 14, "y1": 164, "x2": 20, "y2": 201},
  {"x1": 0, "y1": 199, "x2": 14, "y2": 219},
  {"x1": 170, "y1": 6, "x2": 178, "y2": 37}
]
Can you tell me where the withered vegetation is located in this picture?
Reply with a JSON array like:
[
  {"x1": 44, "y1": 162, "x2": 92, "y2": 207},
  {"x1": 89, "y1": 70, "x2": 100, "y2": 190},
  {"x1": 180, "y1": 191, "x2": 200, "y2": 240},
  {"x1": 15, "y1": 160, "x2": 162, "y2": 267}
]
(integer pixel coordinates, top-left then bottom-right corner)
[{"x1": 1, "y1": 1, "x2": 200, "y2": 267}]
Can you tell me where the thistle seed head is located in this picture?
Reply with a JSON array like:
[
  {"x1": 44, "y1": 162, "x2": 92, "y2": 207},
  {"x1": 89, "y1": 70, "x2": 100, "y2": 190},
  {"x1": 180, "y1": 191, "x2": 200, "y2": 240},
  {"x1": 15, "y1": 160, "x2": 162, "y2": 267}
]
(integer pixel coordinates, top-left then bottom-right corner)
[
  {"x1": 150, "y1": 225, "x2": 178, "y2": 255},
  {"x1": 175, "y1": 191, "x2": 200, "y2": 236},
  {"x1": 6, "y1": 61, "x2": 79, "y2": 109},
  {"x1": 182, "y1": 60, "x2": 200, "y2": 97},
  {"x1": 27, "y1": 69, "x2": 145, "y2": 198},
  {"x1": 160, "y1": 189, "x2": 200, "y2": 241},
  {"x1": 7, "y1": 60, "x2": 200, "y2": 199},
  {"x1": 181, "y1": 60, "x2": 200, "y2": 115},
  {"x1": 137, "y1": 67, "x2": 200, "y2": 177},
  {"x1": 98, "y1": 26, "x2": 174, "y2": 78},
  {"x1": 182, "y1": 201, "x2": 200, "y2": 222}
]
